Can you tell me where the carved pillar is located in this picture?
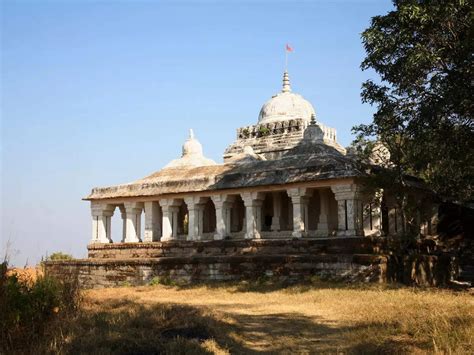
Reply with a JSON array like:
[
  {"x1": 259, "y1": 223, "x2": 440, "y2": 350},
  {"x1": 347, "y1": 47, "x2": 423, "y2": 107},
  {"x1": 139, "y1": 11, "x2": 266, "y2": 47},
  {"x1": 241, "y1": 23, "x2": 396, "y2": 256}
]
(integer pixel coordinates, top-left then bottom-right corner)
[
  {"x1": 143, "y1": 201, "x2": 161, "y2": 242},
  {"x1": 211, "y1": 195, "x2": 234, "y2": 240},
  {"x1": 331, "y1": 184, "x2": 364, "y2": 237},
  {"x1": 184, "y1": 197, "x2": 206, "y2": 241},
  {"x1": 287, "y1": 188, "x2": 310, "y2": 238},
  {"x1": 242, "y1": 192, "x2": 264, "y2": 239},
  {"x1": 170, "y1": 206, "x2": 180, "y2": 238},
  {"x1": 124, "y1": 202, "x2": 144, "y2": 243},
  {"x1": 316, "y1": 189, "x2": 330, "y2": 237},
  {"x1": 119, "y1": 205, "x2": 126, "y2": 242},
  {"x1": 90, "y1": 203, "x2": 115, "y2": 244},
  {"x1": 270, "y1": 191, "x2": 282, "y2": 231},
  {"x1": 159, "y1": 199, "x2": 181, "y2": 241},
  {"x1": 186, "y1": 204, "x2": 198, "y2": 240}
]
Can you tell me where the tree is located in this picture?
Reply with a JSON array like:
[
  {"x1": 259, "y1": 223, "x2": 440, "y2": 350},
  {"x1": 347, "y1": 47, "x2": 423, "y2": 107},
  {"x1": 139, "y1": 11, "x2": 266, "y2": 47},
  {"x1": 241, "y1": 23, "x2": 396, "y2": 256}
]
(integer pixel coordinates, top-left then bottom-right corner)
[{"x1": 354, "y1": 0, "x2": 473, "y2": 204}]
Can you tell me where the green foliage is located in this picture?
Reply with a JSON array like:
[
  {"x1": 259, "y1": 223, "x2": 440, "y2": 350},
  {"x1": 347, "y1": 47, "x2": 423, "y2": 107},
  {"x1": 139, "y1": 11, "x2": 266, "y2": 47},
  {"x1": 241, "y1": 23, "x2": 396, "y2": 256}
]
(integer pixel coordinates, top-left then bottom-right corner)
[
  {"x1": 355, "y1": 0, "x2": 473, "y2": 203},
  {"x1": 0, "y1": 261, "x2": 81, "y2": 353},
  {"x1": 148, "y1": 276, "x2": 177, "y2": 286},
  {"x1": 148, "y1": 276, "x2": 162, "y2": 286},
  {"x1": 47, "y1": 251, "x2": 74, "y2": 261},
  {"x1": 258, "y1": 126, "x2": 270, "y2": 137}
]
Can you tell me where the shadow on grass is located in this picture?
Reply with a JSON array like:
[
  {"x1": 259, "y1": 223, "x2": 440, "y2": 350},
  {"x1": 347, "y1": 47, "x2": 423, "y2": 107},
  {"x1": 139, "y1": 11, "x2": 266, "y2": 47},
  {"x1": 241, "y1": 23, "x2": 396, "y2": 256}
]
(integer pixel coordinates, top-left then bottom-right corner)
[
  {"x1": 170, "y1": 278, "x2": 407, "y2": 294},
  {"x1": 55, "y1": 297, "x2": 443, "y2": 354}
]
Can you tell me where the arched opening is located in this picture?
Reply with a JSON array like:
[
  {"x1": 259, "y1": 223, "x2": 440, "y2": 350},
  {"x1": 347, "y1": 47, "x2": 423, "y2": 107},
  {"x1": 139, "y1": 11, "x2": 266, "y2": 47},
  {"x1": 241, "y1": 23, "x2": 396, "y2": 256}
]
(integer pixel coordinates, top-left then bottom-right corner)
[
  {"x1": 110, "y1": 204, "x2": 125, "y2": 243},
  {"x1": 258, "y1": 191, "x2": 293, "y2": 236},
  {"x1": 307, "y1": 189, "x2": 320, "y2": 231},
  {"x1": 262, "y1": 193, "x2": 273, "y2": 231},
  {"x1": 230, "y1": 195, "x2": 245, "y2": 235},
  {"x1": 281, "y1": 191, "x2": 293, "y2": 231},
  {"x1": 203, "y1": 198, "x2": 216, "y2": 234},
  {"x1": 177, "y1": 200, "x2": 189, "y2": 238}
]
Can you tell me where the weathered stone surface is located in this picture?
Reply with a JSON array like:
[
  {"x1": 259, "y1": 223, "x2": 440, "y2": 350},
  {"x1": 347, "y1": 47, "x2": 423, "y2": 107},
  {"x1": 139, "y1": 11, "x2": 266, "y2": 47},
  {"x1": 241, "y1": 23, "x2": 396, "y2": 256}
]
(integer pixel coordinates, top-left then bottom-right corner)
[
  {"x1": 46, "y1": 253, "x2": 387, "y2": 289},
  {"x1": 44, "y1": 239, "x2": 391, "y2": 288},
  {"x1": 86, "y1": 238, "x2": 386, "y2": 259},
  {"x1": 85, "y1": 139, "x2": 361, "y2": 200}
]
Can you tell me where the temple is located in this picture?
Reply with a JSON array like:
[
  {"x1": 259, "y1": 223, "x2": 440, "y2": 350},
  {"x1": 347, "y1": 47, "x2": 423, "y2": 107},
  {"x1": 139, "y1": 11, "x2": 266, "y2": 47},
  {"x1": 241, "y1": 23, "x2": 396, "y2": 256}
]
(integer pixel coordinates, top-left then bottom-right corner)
[
  {"x1": 85, "y1": 71, "x2": 393, "y2": 243},
  {"x1": 48, "y1": 70, "x2": 439, "y2": 287}
]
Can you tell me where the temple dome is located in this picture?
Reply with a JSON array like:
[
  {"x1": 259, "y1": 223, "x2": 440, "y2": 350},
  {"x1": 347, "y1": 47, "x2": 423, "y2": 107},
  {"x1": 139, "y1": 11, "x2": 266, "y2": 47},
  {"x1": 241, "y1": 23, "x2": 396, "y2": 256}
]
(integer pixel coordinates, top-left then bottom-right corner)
[
  {"x1": 164, "y1": 129, "x2": 216, "y2": 169},
  {"x1": 182, "y1": 129, "x2": 203, "y2": 156},
  {"x1": 258, "y1": 71, "x2": 316, "y2": 124}
]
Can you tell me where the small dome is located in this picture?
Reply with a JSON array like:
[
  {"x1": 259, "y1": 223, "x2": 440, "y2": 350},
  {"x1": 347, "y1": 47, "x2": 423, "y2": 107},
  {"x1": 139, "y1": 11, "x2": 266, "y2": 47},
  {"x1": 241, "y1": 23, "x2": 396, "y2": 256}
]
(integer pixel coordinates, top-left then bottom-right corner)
[
  {"x1": 258, "y1": 71, "x2": 316, "y2": 124},
  {"x1": 164, "y1": 129, "x2": 216, "y2": 169},
  {"x1": 182, "y1": 129, "x2": 203, "y2": 157}
]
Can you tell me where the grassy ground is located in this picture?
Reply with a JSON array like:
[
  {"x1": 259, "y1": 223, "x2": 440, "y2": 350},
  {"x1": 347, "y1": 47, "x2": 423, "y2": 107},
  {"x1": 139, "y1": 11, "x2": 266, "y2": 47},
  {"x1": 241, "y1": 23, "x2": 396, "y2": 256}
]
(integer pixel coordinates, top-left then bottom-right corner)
[{"x1": 48, "y1": 281, "x2": 473, "y2": 354}]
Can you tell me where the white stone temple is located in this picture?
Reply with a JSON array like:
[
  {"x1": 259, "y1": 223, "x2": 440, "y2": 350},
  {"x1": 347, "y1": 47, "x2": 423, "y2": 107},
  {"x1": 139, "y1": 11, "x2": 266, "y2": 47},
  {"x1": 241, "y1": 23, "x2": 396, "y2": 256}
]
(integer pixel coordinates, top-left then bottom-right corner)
[{"x1": 85, "y1": 71, "x2": 432, "y2": 245}]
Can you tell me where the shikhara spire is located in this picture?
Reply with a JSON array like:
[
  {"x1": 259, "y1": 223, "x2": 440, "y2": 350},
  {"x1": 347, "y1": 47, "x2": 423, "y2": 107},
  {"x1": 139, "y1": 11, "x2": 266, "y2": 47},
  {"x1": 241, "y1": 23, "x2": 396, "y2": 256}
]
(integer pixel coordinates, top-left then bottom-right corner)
[
  {"x1": 189, "y1": 128, "x2": 194, "y2": 139},
  {"x1": 282, "y1": 71, "x2": 291, "y2": 93}
]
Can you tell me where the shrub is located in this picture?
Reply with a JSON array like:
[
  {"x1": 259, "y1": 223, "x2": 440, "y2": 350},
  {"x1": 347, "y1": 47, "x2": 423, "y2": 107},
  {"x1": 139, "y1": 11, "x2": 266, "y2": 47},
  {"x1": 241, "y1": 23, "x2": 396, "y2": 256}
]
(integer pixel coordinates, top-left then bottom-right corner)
[
  {"x1": 0, "y1": 260, "x2": 81, "y2": 353},
  {"x1": 46, "y1": 252, "x2": 74, "y2": 261}
]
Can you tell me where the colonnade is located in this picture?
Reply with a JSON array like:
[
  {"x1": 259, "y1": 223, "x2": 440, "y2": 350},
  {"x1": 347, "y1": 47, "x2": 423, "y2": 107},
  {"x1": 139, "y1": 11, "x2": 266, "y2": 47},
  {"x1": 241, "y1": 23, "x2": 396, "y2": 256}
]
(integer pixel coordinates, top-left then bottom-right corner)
[{"x1": 90, "y1": 184, "x2": 385, "y2": 244}]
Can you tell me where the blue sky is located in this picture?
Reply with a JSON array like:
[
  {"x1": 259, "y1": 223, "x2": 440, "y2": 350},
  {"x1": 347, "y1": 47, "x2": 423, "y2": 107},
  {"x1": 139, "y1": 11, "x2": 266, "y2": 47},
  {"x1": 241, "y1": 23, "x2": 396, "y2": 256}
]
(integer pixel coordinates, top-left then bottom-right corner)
[{"x1": 1, "y1": 0, "x2": 393, "y2": 266}]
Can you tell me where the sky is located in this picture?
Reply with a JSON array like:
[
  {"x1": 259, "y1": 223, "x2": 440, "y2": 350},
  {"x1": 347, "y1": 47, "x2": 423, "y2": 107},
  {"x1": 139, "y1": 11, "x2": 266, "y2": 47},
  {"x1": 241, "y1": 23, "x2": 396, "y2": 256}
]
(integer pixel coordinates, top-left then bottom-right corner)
[{"x1": 1, "y1": 0, "x2": 394, "y2": 266}]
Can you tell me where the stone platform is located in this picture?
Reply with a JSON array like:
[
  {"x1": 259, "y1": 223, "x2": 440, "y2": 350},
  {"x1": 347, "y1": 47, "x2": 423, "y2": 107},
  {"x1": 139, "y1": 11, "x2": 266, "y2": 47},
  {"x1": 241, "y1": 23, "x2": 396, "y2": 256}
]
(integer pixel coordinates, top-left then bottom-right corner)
[{"x1": 45, "y1": 238, "x2": 389, "y2": 288}]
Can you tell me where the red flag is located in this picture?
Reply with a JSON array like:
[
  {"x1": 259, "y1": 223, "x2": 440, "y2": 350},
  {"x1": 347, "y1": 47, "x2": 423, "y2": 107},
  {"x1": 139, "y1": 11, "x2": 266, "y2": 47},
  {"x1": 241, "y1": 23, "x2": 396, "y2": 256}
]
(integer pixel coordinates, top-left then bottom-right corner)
[{"x1": 286, "y1": 43, "x2": 293, "y2": 52}]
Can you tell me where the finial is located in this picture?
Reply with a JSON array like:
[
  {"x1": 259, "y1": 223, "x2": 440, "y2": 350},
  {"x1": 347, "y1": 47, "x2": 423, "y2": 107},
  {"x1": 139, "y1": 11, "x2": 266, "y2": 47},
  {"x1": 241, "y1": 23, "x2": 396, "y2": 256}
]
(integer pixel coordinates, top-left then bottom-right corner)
[
  {"x1": 282, "y1": 71, "x2": 291, "y2": 93},
  {"x1": 189, "y1": 128, "x2": 194, "y2": 139},
  {"x1": 310, "y1": 113, "x2": 316, "y2": 125}
]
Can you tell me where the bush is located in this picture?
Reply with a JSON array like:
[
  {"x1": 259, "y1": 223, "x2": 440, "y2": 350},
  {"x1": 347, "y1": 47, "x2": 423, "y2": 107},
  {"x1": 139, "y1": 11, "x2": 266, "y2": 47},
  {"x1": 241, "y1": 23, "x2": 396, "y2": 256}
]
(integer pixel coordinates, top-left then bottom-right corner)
[
  {"x1": 0, "y1": 260, "x2": 81, "y2": 353},
  {"x1": 46, "y1": 251, "x2": 74, "y2": 261}
]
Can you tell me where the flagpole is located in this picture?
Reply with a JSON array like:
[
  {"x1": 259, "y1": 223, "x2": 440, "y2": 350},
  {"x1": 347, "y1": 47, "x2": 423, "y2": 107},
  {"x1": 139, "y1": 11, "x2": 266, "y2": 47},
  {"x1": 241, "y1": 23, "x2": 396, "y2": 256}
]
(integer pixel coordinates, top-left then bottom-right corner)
[{"x1": 285, "y1": 49, "x2": 288, "y2": 72}]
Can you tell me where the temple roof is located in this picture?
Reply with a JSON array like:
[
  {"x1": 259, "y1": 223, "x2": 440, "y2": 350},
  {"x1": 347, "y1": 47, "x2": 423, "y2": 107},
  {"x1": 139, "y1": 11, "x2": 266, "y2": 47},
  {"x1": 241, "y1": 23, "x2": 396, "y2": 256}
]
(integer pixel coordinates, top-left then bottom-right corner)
[
  {"x1": 85, "y1": 70, "x2": 359, "y2": 201},
  {"x1": 84, "y1": 139, "x2": 362, "y2": 200}
]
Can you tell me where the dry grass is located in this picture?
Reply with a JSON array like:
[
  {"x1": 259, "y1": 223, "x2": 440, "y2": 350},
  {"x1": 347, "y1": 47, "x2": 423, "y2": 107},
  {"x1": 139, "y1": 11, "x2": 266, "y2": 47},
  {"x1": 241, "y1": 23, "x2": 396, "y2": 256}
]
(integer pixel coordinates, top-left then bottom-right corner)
[
  {"x1": 47, "y1": 281, "x2": 473, "y2": 354},
  {"x1": 6, "y1": 267, "x2": 43, "y2": 287}
]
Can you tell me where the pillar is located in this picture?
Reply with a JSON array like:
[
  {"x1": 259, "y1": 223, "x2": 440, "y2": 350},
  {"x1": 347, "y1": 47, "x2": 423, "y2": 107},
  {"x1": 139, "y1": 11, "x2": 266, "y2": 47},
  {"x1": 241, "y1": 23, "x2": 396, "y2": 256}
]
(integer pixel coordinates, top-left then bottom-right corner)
[
  {"x1": 331, "y1": 184, "x2": 364, "y2": 237},
  {"x1": 270, "y1": 191, "x2": 282, "y2": 231},
  {"x1": 119, "y1": 205, "x2": 126, "y2": 242},
  {"x1": 124, "y1": 202, "x2": 144, "y2": 243},
  {"x1": 211, "y1": 195, "x2": 233, "y2": 240},
  {"x1": 159, "y1": 199, "x2": 182, "y2": 241},
  {"x1": 159, "y1": 200, "x2": 172, "y2": 241},
  {"x1": 90, "y1": 203, "x2": 115, "y2": 244},
  {"x1": 184, "y1": 197, "x2": 206, "y2": 241},
  {"x1": 241, "y1": 192, "x2": 264, "y2": 239},
  {"x1": 316, "y1": 189, "x2": 329, "y2": 237},
  {"x1": 287, "y1": 188, "x2": 310, "y2": 238},
  {"x1": 143, "y1": 201, "x2": 161, "y2": 242}
]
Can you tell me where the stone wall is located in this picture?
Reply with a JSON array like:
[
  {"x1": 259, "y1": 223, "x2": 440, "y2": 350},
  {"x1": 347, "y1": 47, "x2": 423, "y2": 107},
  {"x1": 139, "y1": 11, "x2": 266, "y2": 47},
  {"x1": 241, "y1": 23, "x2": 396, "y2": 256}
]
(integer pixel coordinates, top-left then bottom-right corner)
[
  {"x1": 44, "y1": 238, "x2": 388, "y2": 288},
  {"x1": 87, "y1": 238, "x2": 387, "y2": 259},
  {"x1": 45, "y1": 253, "x2": 387, "y2": 289},
  {"x1": 44, "y1": 238, "x2": 456, "y2": 288}
]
